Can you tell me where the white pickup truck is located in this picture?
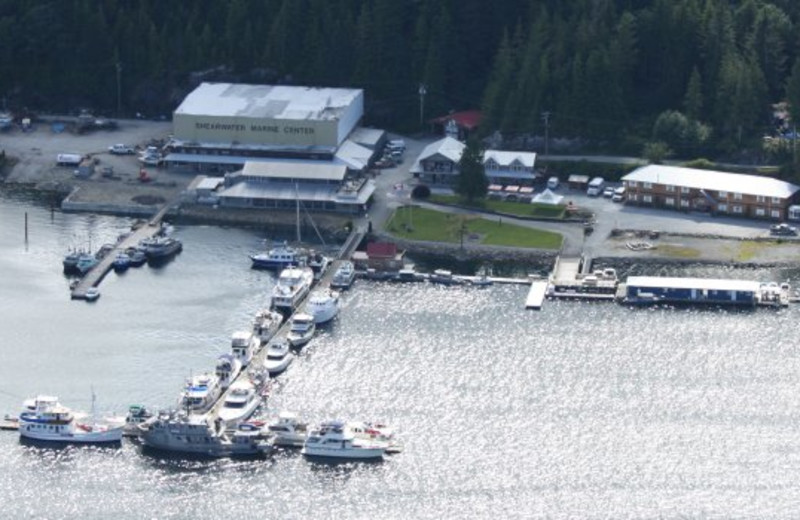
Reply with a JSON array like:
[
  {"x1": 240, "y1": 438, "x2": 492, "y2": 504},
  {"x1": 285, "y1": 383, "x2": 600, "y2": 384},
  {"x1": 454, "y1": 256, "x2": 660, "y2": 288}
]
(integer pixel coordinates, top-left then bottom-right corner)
[
  {"x1": 56, "y1": 153, "x2": 83, "y2": 166},
  {"x1": 108, "y1": 143, "x2": 135, "y2": 155}
]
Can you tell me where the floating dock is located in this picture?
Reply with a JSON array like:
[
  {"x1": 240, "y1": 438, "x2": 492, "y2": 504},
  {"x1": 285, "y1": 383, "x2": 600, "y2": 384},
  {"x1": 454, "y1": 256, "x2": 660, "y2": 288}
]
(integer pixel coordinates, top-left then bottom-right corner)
[{"x1": 525, "y1": 281, "x2": 548, "y2": 310}]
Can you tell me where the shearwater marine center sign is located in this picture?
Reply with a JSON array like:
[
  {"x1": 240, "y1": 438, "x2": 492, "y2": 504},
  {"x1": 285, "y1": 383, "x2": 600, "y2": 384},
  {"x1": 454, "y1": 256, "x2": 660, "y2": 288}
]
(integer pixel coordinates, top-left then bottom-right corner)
[{"x1": 174, "y1": 115, "x2": 335, "y2": 148}]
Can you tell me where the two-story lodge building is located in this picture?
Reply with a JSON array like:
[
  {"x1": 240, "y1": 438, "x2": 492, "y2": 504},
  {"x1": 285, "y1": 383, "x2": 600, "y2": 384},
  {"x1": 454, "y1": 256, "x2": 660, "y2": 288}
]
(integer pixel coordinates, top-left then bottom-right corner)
[{"x1": 622, "y1": 165, "x2": 800, "y2": 220}]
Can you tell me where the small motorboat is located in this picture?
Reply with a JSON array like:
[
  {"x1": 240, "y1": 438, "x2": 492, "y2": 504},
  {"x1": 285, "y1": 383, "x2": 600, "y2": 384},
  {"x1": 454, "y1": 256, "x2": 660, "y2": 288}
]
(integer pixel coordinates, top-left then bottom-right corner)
[
  {"x1": 330, "y1": 261, "x2": 356, "y2": 290},
  {"x1": 301, "y1": 420, "x2": 386, "y2": 461},
  {"x1": 84, "y1": 287, "x2": 101, "y2": 301},
  {"x1": 218, "y1": 381, "x2": 262, "y2": 426}
]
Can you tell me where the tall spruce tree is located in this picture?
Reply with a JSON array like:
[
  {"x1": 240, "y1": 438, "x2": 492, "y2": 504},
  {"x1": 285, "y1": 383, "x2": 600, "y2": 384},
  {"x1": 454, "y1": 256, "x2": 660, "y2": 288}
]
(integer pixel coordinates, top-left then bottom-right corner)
[{"x1": 456, "y1": 138, "x2": 488, "y2": 202}]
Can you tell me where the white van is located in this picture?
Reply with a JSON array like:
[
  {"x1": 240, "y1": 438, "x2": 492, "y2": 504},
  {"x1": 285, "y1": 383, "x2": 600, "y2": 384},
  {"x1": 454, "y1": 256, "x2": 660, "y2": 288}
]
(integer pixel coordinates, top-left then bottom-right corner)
[
  {"x1": 586, "y1": 176, "x2": 605, "y2": 196},
  {"x1": 547, "y1": 176, "x2": 559, "y2": 190}
]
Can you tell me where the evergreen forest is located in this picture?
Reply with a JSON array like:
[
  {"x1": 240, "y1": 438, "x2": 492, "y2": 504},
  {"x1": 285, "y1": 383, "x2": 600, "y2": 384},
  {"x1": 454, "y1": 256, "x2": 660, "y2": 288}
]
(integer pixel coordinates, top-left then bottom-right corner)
[{"x1": 3, "y1": 0, "x2": 800, "y2": 161}]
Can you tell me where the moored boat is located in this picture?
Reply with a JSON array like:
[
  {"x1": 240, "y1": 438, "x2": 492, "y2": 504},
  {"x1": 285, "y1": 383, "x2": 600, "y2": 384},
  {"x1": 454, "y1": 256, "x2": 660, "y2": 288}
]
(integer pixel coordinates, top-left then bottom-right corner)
[
  {"x1": 217, "y1": 381, "x2": 262, "y2": 426},
  {"x1": 230, "y1": 330, "x2": 260, "y2": 367},
  {"x1": 286, "y1": 312, "x2": 316, "y2": 348},
  {"x1": 266, "y1": 411, "x2": 308, "y2": 448},
  {"x1": 141, "y1": 410, "x2": 272, "y2": 458},
  {"x1": 18, "y1": 395, "x2": 122, "y2": 445},
  {"x1": 122, "y1": 404, "x2": 155, "y2": 437},
  {"x1": 301, "y1": 420, "x2": 386, "y2": 461},
  {"x1": 306, "y1": 289, "x2": 340, "y2": 325},
  {"x1": 270, "y1": 266, "x2": 314, "y2": 312},
  {"x1": 215, "y1": 354, "x2": 243, "y2": 390},
  {"x1": 330, "y1": 261, "x2": 356, "y2": 289},
  {"x1": 429, "y1": 269, "x2": 463, "y2": 285},
  {"x1": 145, "y1": 237, "x2": 182, "y2": 262},
  {"x1": 112, "y1": 252, "x2": 131, "y2": 273},
  {"x1": 178, "y1": 373, "x2": 222, "y2": 413},
  {"x1": 84, "y1": 287, "x2": 101, "y2": 301},
  {"x1": 307, "y1": 251, "x2": 331, "y2": 280},
  {"x1": 263, "y1": 340, "x2": 293, "y2": 376},
  {"x1": 251, "y1": 309, "x2": 283, "y2": 345},
  {"x1": 250, "y1": 240, "x2": 307, "y2": 270}
]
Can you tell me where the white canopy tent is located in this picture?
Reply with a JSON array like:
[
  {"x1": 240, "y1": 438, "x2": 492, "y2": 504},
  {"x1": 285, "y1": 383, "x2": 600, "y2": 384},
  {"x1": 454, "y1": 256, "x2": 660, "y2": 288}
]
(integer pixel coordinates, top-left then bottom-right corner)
[{"x1": 532, "y1": 188, "x2": 564, "y2": 205}]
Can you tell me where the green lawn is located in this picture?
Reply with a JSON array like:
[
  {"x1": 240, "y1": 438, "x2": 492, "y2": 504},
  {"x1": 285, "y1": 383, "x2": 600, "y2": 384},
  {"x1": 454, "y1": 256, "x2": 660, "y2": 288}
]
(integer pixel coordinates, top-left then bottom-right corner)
[
  {"x1": 429, "y1": 194, "x2": 566, "y2": 218},
  {"x1": 386, "y1": 206, "x2": 563, "y2": 249}
]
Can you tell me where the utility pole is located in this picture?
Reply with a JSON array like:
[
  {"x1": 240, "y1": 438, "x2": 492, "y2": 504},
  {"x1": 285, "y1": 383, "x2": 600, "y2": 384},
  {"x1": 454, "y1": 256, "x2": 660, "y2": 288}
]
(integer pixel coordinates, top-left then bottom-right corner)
[
  {"x1": 418, "y1": 84, "x2": 427, "y2": 130},
  {"x1": 541, "y1": 111, "x2": 551, "y2": 157},
  {"x1": 116, "y1": 62, "x2": 122, "y2": 118}
]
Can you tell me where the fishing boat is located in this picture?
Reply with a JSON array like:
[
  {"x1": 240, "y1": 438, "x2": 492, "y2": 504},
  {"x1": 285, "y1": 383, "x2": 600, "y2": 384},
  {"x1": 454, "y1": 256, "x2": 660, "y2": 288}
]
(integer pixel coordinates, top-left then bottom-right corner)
[
  {"x1": 122, "y1": 404, "x2": 155, "y2": 437},
  {"x1": 112, "y1": 252, "x2": 131, "y2": 273},
  {"x1": 18, "y1": 395, "x2": 123, "y2": 445}
]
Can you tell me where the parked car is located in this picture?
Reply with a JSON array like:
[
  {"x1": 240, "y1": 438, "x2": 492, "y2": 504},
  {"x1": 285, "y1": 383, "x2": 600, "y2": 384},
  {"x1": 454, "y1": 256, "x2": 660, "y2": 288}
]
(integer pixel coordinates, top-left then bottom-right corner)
[
  {"x1": 603, "y1": 186, "x2": 615, "y2": 198},
  {"x1": 770, "y1": 223, "x2": 798, "y2": 236},
  {"x1": 108, "y1": 143, "x2": 135, "y2": 155},
  {"x1": 612, "y1": 186, "x2": 626, "y2": 202}
]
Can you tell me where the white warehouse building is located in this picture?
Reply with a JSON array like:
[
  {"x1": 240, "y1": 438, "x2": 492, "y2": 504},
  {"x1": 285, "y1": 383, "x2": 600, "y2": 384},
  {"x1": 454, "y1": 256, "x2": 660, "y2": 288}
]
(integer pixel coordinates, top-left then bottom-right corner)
[{"x1": 164, "y1": 83, "x2": 367, "y2": 171}]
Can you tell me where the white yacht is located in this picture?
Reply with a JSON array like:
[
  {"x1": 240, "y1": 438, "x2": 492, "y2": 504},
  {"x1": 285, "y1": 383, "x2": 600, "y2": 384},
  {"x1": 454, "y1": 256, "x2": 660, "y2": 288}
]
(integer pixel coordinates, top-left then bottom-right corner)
[
  {"x1": 263, "y1": 340, "x2": 294, "y2": 376},
  {"x1": 250, "y1": 240, "x2": 307, "y2": 270},
  {"x1": 307, "y1": 251, "x2": 331, "y2": 280},
  {"x1": 215, "y1": 354, "x2": 242, "y2": 390},
  {"x1": 429, "y1": 268, "x2": 463, "y2": 285},
  {"x1": 301, "y1": 420, "x2": 386, "y2": 461},
  {"x1": 330, "y1": 261, "x2": 356, "y2": 289},
  {"x1": 178, "y1": 373, "x2": 222, "y2": 413},
  {"x1": 18, "y1": 395, "x2": 123, "y2": 445},
  {"x1": 286, "y1": 312, "x2": 316, "y2": 348},
  {"x1": 270, "y1": 266, "x2": 314, "y2": 312},
  {"x1": 267, "y1": 411, "x2": 309, "y2": 448},
  {"x1": 231, "y1": 330, "x2": 260, "y2": 367},
  {"x1": 349, "y1": 421, "x2": 403, "y2": 453},
  {"x1": 142, "y1": 410, "x2": 272, "y2": 458},
  {"x1": 306, "y1": 289, "x2": 340, "y2": 325},
  {"x1": 217, "y1": 381, "x2": 262, "y2": 426},
  {"x1": 251, "y1": 309, "x2": 283, "y2": 344}
]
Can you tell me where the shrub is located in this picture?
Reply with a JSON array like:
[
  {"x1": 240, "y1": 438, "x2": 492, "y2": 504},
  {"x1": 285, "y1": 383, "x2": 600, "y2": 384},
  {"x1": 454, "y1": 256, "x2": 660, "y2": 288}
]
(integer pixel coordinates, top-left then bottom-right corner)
[{"x1": 411, "y1": 184, "x2": 431, "y2": 199}]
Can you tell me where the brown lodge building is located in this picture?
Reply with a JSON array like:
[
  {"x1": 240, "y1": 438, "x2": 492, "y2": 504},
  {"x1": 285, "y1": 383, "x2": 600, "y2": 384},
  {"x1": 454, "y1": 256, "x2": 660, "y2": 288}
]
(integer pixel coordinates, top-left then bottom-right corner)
[{"x1": 622, "y1": 165, "x2": 800, "y2": 220}]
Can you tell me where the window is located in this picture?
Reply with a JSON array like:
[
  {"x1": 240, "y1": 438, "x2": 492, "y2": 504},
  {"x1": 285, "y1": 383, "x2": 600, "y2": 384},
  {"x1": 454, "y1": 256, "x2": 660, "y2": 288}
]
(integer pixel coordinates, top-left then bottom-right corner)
[
  {"x1": 755, "y1": 207, "x2": 765, "y2": 216},
  {"x1": 771, "y1": 209, "x2": 781, "y2": 219},
  {"x1": 643, "y1": 182, "x2": 653, "y2": 189},
  {"x1": 643, "y1": 195, "x2": 653, "y2": 203},
  {"x1": 665, "y1": 197, "x2": 675, "y2": 206},
  {"x1": 718, "y1": 203, "x2": 728, "y2": 212},
  {"x1": 732, "y1": 205, "x2": 743, "y2": 213},
  {"x1": 681, "y1": 186, "x2": 690, "y2": 194},
  {"x1": 733, "y1": 192, "x2": 742, "y2": 200},
  {"x1": 666, "y1": 185, "x2": 676, "y2": 192},
  {"x1": 680, "y1": 199, "x2": 690, "y2": 207},
  {"x1": 718, "y1": 191, "x2": 728, "y2": 199},
  {"x1": 628, "y1": 181, "x2": 638, "y2": 188},
  {"x1": 629, "y1": 193, "x2": 638, "y2": 201},
  {"x1": 771, "y1": 197, "x2": 781, "y2": 204},
  {"x1": 756, "y1": 195, "x2": 765, "y2": 203}
]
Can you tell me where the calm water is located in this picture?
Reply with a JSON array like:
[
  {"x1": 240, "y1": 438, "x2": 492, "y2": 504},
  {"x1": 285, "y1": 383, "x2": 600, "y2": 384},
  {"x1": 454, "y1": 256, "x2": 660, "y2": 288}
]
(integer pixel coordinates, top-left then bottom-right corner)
[{"x1": 2, "y1": 187, "x2": 800, "y2": 518}]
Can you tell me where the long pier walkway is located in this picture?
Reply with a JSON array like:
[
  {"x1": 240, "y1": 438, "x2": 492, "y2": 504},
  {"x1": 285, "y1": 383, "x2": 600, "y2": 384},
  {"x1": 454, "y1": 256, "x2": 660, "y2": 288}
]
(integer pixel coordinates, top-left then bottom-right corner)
[{"x1": 70, "y1": 200, "x2": 176, "y2": 300}]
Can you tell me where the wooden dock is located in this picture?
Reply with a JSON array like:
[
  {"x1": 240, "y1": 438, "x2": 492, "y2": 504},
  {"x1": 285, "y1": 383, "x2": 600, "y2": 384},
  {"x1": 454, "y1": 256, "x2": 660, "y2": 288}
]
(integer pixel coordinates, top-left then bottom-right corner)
[
  {"x1": 525, "y1": 281, "x2": 549, "y2": 310},
  {"x1": 70, "y1": 201, "x2": 176, "y2": 300}
]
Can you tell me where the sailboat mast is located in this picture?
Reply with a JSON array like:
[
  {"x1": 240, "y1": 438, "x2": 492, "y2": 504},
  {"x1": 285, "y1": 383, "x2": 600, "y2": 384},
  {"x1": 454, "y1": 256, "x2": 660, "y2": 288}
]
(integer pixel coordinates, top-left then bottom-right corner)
[{"x1": 295, "y1": 183, "x2": 301, "y2": 243}]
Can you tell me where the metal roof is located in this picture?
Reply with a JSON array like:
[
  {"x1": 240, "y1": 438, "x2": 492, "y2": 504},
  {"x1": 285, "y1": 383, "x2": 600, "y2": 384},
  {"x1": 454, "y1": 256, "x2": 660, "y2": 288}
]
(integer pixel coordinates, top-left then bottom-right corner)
[
  {"x1": 175, "y1": 83, "x2": 362, "y2": 120},
  {"x1": 335, "y1": 140, "x2": 373, "y2": 170},
  {"x1": 626, "y1": 276, "x2": 762, "y2": 292},
  {"x1": 241, "y1": 161, "x2": 347, "y2": 181},
  {"x1": 410, "y1": 137, "x2": 465, "y2": 174},
  {"x1": 348, "y1": 127, "x2": 385, "y2": 148},
  {"x1": 219, "y1": 179, "x2": 374, "y2": 205},
  {"x1": 623, "y1": 165, "x2": 800, "y2": 199},
  {"x1": 483, "y1": 150, "x2": 537, "y2": 168}
]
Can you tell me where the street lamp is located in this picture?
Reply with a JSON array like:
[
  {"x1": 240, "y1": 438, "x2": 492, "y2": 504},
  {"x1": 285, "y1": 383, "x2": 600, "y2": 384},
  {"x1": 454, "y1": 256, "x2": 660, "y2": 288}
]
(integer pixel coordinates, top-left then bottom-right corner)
[{"x1": 418, "y1": 83, "x2": 427, "y2": 129}]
